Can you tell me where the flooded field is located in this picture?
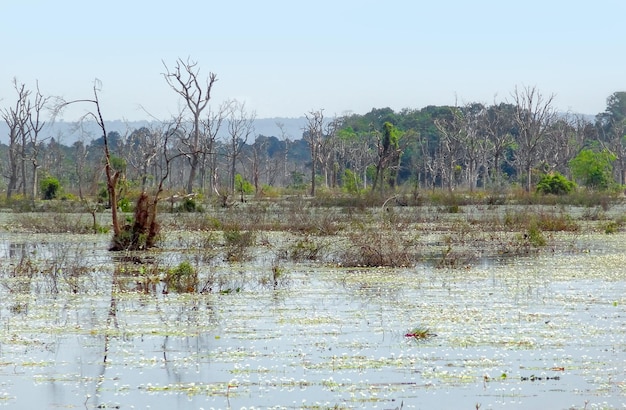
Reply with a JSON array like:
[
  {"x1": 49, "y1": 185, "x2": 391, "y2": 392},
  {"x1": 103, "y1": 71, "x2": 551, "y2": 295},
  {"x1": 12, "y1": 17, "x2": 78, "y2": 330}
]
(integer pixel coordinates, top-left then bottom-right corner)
[{"x1": 0, "y1": 206, "x2": 625, "y2": 409}]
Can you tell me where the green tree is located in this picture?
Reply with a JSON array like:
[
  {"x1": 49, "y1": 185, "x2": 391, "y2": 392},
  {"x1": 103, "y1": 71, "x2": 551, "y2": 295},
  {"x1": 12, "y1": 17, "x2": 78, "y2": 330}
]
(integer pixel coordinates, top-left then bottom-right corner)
[
  {"x1": 596, "y1": 92, "x2": 626, "y2": 184},
  {"x1": 569, "y1": 148, "x2": 616, "y2": 190},
  {"x1": 373, "y1": 121, "x2": 401, "y2": 193}
]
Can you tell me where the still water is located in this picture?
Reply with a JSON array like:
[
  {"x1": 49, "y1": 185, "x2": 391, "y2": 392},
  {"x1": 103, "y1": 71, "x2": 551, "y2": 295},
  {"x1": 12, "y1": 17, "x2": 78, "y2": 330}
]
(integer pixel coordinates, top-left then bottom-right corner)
[{"x1": 1, "y1": 233, "x2": 625, "y2": 409}]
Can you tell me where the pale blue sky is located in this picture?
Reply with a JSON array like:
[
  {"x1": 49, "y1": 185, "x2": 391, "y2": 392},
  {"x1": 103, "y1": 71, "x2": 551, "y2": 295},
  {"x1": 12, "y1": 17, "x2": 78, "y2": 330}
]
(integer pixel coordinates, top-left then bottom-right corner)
[{"x1": 1, "y1": 0, "x2": 624, "y2": 121}]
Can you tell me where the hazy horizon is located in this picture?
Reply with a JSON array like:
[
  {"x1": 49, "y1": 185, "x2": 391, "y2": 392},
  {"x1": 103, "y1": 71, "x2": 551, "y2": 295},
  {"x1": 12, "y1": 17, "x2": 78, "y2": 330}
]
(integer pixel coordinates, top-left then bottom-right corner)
[{"x1": 2, "y1": 0, "x2": 624, "y2": 122}]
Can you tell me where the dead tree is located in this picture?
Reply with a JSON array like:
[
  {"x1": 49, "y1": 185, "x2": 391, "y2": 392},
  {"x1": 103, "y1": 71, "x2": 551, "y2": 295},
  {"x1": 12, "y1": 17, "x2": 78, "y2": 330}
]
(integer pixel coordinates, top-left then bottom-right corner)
[
  {"x1": 226, "y1": 100, "x2": 256, "y2": 193},
  {"x1": 1, "y1": 79, "x2": 30, "y2": 199},
  {"x1": 54, "y1": 80, "x2": 122, "y2": 240},
  {"x1": 162, "y1": 57, "x2": 217, "y2": 194},
  {"x1": 304, "y1": 110, "x2": 325, "y2": 196},
  {"x1": 200, "y1": 101, "x2": 229, "y2": 194},
  {"x1": 25, "y1": 82, "x2": 50, "y2": 199},
  {"x1": 511, "y1": 85, "x2": 556, "y2": 191}
]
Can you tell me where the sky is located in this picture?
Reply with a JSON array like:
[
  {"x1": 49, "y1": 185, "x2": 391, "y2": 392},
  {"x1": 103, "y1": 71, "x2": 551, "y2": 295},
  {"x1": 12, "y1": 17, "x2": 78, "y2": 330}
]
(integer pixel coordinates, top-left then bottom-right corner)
[{"x1": 1, "y1": 0, "x2": 625, "y2": 122}]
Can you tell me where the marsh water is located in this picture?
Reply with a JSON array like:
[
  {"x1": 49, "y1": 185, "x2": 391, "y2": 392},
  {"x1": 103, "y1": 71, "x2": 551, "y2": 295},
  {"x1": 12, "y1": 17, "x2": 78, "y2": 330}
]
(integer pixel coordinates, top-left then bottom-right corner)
[{"x1": 1, "y1": 216, "x2": 625, "y2": 409}]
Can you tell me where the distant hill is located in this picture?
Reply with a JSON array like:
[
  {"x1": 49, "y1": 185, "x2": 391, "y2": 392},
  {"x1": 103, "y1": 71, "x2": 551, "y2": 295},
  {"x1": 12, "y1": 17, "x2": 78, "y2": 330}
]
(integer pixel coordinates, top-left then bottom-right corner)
[{"x1": 0, "y1": 117, "x2": 308, "y2": 145}]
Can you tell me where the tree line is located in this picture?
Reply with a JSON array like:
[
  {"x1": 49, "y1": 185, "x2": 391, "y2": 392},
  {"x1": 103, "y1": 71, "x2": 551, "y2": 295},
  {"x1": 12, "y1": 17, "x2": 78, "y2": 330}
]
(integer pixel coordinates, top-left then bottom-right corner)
[
  {"x1": 2, "y1": 59, "x2": 626, "y2": 208},
  {"x1": 309, "y1": 87, "x2": 625, "y2": 196}
]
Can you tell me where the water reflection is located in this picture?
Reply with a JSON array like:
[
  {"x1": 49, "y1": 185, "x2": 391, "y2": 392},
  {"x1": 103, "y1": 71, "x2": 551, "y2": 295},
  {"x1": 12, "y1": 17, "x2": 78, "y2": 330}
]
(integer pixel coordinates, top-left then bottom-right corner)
[{"x1": 0, "y1": 235, "x2": 625, "y2": 409}]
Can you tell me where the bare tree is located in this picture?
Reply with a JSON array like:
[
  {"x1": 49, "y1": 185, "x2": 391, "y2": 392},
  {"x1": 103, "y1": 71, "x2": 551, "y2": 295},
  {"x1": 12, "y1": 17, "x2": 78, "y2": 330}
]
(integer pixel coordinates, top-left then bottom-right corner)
[
  {"x1": 124, "y1": 126, "x2": 160, "y2": 191},
  {"x1": 434, "y1": 110, "x2": 465, "y2": 191},
  {"x1": 73, "y1": 139, "x2": 89, "y2": 200},
  {"x1": 111, "y1": 118, "x2": 185, "y2": 250},
  {"x1": 483, "y1": 102, "x2": 515, "y2": 187},
  {"x1": 457, "y1": 103, "x2": 489, "y2": 191},
  {"x1": 276, "y1": 121, "x2": 291, "y2": 186},
  {"x1": 162, "y1": 57, "x2": 217, "y2": 194},
  {"x1": 63, "y1": 101, "x2": 187, "y2": 250},
  {"x1": 304, "y1": 110, "x2": 325, "y2": 196},
  {"x1": 54, "y1": 80, "x2": 122, "y2": 241},
  {"x1": 246, "y1": 136, "x2": 268, "y2": 195},
  {"x1": 200, "y1": 101, "x2": 229, "y2": 194},
  {"x1": 511, "y1": 86, "x2": 556, "y2": 191},
  {"x1": 542, "y1": 114, "x2": 586, "y2": 175},
  {"x1": 318, "y1": 117, "x2": 340, "y2": 189},
  {"x1": 1, "y1": 79, "x2": 30, "y2": 199},
  {"x1": 25, "y1": 82, "x2": 50, "y2": 199},
  {"x1": 225, "y1": 100, "x2": 256, "y2": 193}
]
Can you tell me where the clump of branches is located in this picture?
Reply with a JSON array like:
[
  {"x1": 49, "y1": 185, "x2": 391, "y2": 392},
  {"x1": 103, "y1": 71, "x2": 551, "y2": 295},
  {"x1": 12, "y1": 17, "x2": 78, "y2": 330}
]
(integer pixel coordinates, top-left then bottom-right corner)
[{"x1": 339, "y1": 222, "x2": 420, "y2": 267}]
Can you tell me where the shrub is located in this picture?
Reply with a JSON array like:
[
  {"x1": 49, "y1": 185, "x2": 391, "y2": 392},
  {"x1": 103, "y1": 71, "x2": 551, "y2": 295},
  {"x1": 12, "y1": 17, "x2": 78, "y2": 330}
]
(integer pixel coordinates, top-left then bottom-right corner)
[
  {"x1": 40, "y1": 176, "x2": 60, "y2": 200},
  {"x1": 235, "y1": 174, "x2": 254, "y2": 195},
  {"x1": 287, "y1": 236, "x2": 325, "y2": 261},
  {"x1": 223, "y1": 226, "x2": 255, "y2": 262},
  {"x1": 339, "y1": 223, "x2": 419, "y2": 267},
  {"x1": 165, "y1": 261, "x2": 198, "y2": 293},
  {"x1": 525, "y1": 224, "x2": 547, "y2": 247},
  {"x1": 342, "y1": 169, "x2": 362, "y2": 194},
  {"x1": 118, "y1": 197, "x2": 132, "y2": 212},
  {"x1": 179, "y1": 197, "x2": 197, "y2": 212},
  {"x1": 536, "y1": 172, "x2": 575, "y2": 195}
]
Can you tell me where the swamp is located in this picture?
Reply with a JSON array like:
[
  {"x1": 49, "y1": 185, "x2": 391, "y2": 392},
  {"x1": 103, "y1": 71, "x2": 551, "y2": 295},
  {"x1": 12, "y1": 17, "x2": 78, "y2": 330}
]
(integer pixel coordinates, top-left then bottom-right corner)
[{"x1": 1, "y1": 195, "x2": 625, "y2": 409}]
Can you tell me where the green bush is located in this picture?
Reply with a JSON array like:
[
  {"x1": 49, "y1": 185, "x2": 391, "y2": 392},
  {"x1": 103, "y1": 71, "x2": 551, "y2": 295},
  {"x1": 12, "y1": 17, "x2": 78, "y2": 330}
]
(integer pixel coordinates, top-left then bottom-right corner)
[
  {"x1": 118, "y1": 197, "x2": 132, "y2": 212},
  {"x1": 165, "y1": 261, "x2": 198, "y2": 293},
  {"x1": 40, "y1": 176, "x2": 60, "y2": 200},
  {"x1": 235, "y1": 174, "x2": 254, "y2": 194},
  {"x1": 178, "y1": 197, "x2": 197, "y2": 212},
  {"x1": 536, "y1": 172, "x2": 575, "y2": 195},
  {"x1": 342, "y1": 169, "x2": 362, "y2": 194}
]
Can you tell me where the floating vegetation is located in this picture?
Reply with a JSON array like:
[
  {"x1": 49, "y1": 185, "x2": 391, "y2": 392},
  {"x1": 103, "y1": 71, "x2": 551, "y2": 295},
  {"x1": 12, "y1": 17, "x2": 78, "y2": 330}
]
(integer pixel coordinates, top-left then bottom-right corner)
[
  {"x1": 404, "y1": 326, "x2": 436, "y2": 340},
  {"x1": 1, "y1": 206, "x2": 626, "y2": 409}
]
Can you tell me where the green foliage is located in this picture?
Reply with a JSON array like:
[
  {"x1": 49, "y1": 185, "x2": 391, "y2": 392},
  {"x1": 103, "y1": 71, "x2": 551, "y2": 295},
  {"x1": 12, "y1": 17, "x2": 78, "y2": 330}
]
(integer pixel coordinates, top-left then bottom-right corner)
[
  {"x1": 342, "y1": 169, "x2": 362, "y2": 194},
  {"x1": 569, "y1": 148, "x2": 616, "y2": 190},
  {"x1": 525, "y1": 224, "x2": 547, "y2": 247},
  {"x1": 165, "y1": 261, "x2": 198, "y2": 293},
  {"x1": 235, "y1": 174, "x2": 254, "y2": 194},
  {"x1": 287, "y1": 236, "x2": 324, "y2": 261},
  {"x1": 97, "y1": 185, "x2": 109, "y2": 204},
  {"x1": 40, "y1": 175, "x2": 60, "y2": 200},
  {"x1": 605, "y1": 220, "x2": 620, "y2": 234},
  {"x1": 536, "y1": 172, "x2": 575, "y2": 195},
  {"x1": 289, "y1": 171, "x2": 306, "y2": 190},
  {"x1": 382, "y1": 121, "x2": 400, "y2": 150},
  {"x1": 109, "y1": 155, "x2": 127, "y2": 174},
  {"x1": 117, "y1": 197, "x2": 132, "y2": 212},
  {"x1": 177, "y1": 197, "x2": 198, "y2": 212}
]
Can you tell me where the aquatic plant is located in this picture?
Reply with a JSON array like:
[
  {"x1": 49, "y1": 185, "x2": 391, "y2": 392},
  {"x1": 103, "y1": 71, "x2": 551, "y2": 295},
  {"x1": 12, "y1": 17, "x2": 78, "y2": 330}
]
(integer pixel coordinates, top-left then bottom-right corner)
[
  {"x1": 223, "y1": 226, "x2": 255, "y2": 262},
  {"x1": 164, "y1": 260, "x2": 198, "y2": 293},
  {"x1": 405, "y1": 326, "x2": 435, "y2": 340},
  {"x1": 287, "y1": 236, "x2": 326, "y2": 261}
]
